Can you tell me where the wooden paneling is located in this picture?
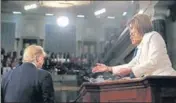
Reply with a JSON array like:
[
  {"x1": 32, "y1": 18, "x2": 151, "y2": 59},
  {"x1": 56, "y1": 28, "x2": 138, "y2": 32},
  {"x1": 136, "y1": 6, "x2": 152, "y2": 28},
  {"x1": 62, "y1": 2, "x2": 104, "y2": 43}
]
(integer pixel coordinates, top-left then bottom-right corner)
[{"x1": 74, "y1": 76, "x2": 176, "y2": 103}]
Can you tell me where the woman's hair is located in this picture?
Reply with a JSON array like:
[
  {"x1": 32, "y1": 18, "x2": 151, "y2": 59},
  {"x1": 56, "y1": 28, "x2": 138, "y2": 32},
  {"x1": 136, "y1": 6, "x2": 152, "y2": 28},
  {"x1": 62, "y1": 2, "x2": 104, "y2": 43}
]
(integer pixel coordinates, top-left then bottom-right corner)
[
  {"x1": 23, "y1": 45, "x2": 46, "y2": 63},
  {"x1": 127, "y1": 14, "x2": 153, "y2": 36}
]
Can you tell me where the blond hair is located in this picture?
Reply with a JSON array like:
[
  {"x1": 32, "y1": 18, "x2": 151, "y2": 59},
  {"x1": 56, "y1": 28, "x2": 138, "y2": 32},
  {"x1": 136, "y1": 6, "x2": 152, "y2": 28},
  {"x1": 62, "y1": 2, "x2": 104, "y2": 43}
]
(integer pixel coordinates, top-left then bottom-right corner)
[
  {"x1": 23, "y1": 45, "x2": 46, "y2": 63},
  {"x1": 127, "y1": 14, "x2": 153, "y2": 36}
]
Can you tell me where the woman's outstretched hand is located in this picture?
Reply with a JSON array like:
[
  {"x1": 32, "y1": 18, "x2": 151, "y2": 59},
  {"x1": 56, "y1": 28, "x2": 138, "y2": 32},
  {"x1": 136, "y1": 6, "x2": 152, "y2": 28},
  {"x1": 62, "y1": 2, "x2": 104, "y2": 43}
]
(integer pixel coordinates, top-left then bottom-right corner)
[{"x1": 92, "y1": 63, "x2": 109, "y2": 73}]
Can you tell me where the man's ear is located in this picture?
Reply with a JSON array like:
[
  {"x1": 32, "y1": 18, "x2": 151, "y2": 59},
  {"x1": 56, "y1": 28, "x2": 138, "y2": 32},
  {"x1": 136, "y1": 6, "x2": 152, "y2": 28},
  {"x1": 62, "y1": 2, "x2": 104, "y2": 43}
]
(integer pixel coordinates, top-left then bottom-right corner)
[
  {"x1": 39, "y1": 55, "x2": 44, "y2": 61},
  {"x1": 36, "y1": 56, "x2": 40, "y2": 62}
]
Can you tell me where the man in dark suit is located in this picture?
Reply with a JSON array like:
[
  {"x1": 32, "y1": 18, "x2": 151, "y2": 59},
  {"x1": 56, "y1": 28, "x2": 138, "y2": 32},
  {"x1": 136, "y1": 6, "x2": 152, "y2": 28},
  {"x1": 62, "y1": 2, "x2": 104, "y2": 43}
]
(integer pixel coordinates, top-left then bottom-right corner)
[{"x1": 1, "y1": 45, "x2": 55, "y2": 103}]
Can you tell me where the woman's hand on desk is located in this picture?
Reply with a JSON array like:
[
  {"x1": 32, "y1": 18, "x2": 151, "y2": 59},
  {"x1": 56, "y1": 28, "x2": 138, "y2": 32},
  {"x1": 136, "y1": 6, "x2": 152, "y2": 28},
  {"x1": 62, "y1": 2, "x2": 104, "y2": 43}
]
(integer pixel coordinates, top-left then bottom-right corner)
[{"x1": 92, "y1": 63, "x2": 111, "y2": 73}]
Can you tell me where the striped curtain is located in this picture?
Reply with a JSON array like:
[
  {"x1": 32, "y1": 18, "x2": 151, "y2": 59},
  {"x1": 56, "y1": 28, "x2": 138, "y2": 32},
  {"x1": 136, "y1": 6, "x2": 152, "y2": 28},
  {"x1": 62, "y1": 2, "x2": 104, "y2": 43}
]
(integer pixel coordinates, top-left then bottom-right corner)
[
  {"x1": 44, "y1": 24, "x2": 76, "y2": 53},
  {"x1": 1, "y1": 22, "x2": 16, "y2": 52}
]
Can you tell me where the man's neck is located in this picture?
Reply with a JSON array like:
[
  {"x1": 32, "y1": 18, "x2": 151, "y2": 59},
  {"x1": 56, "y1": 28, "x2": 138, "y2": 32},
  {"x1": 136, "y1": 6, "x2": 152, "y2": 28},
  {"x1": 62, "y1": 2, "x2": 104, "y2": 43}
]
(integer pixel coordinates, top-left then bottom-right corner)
[
  {"x1": 23, "y1": 62, "x2": 38, "y2": 68},
  {"x1": 31, "y1": 62, "x2": 38, "y2": 68}
]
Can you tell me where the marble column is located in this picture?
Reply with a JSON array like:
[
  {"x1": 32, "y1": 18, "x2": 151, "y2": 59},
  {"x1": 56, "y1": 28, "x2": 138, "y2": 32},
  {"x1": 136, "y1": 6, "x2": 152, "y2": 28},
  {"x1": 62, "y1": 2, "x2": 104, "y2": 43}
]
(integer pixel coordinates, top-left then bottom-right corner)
[
  {"x1": 152, "y1": 18, "x2": 166, "y2": 42},
  {"x1": 152, "y1": 7, "x2": 170, "y2": 46},
  {"x1": 15, "y1": 38, "x2": 20, "y2": 51}
]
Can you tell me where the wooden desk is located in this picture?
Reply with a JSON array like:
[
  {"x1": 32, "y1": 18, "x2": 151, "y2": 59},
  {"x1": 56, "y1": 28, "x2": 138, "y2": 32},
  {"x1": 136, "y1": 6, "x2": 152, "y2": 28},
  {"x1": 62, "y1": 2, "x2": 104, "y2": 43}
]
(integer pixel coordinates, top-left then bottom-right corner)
[{"x1": 74, "y1": 76, "x2": 176, "y2": 103}]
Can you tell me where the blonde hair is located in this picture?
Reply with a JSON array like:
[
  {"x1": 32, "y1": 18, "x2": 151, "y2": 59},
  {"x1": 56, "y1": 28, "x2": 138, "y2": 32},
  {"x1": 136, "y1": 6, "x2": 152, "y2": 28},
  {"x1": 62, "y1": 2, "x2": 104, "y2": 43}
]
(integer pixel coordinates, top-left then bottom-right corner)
[
  {"x1": 127, "y1": 14, "x2": 153, "y2": 36},
  {"x1": 22, "y1": 45, "x2": 46, "y2": 63}
]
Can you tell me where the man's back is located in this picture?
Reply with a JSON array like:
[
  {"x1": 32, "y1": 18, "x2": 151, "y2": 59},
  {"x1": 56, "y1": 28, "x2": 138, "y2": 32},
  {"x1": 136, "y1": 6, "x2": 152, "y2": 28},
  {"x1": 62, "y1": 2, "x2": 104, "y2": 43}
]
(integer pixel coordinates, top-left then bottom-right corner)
[{"x1": 1, "y1": 62, "x2": 55, "y2": 103}]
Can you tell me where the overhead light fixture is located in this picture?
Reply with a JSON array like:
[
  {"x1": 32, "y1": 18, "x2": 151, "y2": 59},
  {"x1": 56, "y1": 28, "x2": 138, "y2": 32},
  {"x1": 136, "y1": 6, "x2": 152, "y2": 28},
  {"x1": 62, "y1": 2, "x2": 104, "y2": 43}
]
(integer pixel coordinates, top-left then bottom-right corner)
[
  {"x1": 94, "y1": 8, "x2": 106, "y2": 16},
  {"x1": 123, "y1": 12, "x2": 127, "y2": 16},
  {"x1": 131, "y1": 0, "x2": 134, "y2": 3},
  {"x1": 57, "y1": 16, "x2": 69, "y2": 27},
  {"x1": 24, "y1": 4, "x2": 37, "y2": 11},
  {"x1": 77, "y1": 15, "x2": 85, "y2": 18},
  {"x1": 13, "y1": 11, "x2": 22, "y2": 14},
  {"x1": 107, "y1": 16, "x2": 115, "y2": 19},
  {"x1": 39, "y1": 1, "x2": 91, "y2": 8},
  {"x1": 45, "y1": 13, "x2": 54, "y2": 16},
  {"x1": 138, "y1": 9, "x2": 144, "y2": 14}
]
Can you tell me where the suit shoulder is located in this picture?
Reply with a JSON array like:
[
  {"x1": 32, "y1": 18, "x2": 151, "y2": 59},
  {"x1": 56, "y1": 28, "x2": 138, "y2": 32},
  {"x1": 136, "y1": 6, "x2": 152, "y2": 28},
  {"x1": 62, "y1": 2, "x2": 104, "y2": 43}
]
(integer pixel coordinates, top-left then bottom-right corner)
[
  {"x1": 37, "y1": 69, "x2": 51, "y2": 76},
  {"x1": 143, "y1": 31, "x2": 162, "y2": 42},
  {"x1": 37, "y1": 69, "x2": 53, "y2": 83},
  {"x1": 148, "y1": 31, "x2": 162, "y2": 38},
  {"x1": 150, "y1": 31, "x2": 165, "y2": 43}
]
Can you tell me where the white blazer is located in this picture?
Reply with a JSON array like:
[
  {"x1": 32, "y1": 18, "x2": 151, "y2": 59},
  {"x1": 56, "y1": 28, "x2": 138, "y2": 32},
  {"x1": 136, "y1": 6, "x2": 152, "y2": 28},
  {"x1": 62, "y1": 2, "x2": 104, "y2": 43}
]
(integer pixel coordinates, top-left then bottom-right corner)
[{"x1": 112, "y1": 31, "x2": 176, "y2": 77}]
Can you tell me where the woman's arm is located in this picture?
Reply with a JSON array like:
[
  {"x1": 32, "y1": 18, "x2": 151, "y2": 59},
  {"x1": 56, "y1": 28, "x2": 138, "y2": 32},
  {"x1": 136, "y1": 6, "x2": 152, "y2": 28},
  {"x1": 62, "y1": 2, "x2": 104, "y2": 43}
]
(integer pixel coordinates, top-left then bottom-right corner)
[{"x1": 110, "y1": 55, "x2": 138, "y2": 75}]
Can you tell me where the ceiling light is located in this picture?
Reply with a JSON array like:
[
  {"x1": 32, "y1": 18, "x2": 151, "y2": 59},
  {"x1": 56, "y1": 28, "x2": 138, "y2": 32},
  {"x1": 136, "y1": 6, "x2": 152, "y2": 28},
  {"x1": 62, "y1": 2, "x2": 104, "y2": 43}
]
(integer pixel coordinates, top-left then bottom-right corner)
[
  {"x1": 138, "y1": 9, "x2": 144, "y2": 14},
  {"x1": 107, "y1": 16, "x2": 115, "y2": 19},
  {"x1": 13, "y1": 11, "x2": 22, "y2": 14},
  {"x1": 131, "y1": 0, "x2": 134, "y2": 3},
  {"x1": 123, "y1": 12, "x2": 127, "y2": 16},
  {"x1": 24, "y1": 4, "x2": 37, "y2": 11},
  {"x1": 77, "y1": 15, "x2": 85, "y2": 18},
  {"x1": 39, "y1": 1, "x2": 91, "y2": 8},
  {"x1": 45, "y1": 13, "x2": 54, "y2": 16},
  {"x1": 57, "y1": 16, "x2": 69, "y2": 27},
  {"x1": 94, "y1": 8, "x2": 106, "y2": 16}
]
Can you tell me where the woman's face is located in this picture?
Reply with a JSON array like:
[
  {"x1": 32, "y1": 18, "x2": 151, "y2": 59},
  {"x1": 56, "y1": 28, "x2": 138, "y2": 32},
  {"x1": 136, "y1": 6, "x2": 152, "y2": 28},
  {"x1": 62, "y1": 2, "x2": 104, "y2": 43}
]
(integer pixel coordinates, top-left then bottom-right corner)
[{"x1": 129, "y1": 24, "x2": 143, "y2": 46}]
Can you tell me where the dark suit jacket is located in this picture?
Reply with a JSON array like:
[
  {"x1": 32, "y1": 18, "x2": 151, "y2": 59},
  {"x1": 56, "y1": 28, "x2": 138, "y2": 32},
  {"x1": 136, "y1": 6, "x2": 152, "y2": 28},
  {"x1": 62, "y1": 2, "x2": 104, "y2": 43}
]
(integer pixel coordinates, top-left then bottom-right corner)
[{"x1": 1, "y1": 62, "x2": 55, "y2": 103}]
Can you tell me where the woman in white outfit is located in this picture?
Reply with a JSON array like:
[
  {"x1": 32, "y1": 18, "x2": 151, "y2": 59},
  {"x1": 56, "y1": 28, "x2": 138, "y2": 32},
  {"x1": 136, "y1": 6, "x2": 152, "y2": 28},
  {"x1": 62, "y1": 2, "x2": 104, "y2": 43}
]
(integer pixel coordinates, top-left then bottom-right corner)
[{"x1": 92, "y1": 14, "x2": 176, "y2": 78}]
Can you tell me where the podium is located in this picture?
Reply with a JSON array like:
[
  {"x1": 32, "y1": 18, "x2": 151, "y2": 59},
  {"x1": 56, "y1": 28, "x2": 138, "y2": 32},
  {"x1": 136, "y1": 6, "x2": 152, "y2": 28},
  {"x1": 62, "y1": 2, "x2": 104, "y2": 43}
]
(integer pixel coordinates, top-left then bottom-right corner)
[{"x1": 74, "y1": 76, "x2": 176, "y2": 103}]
